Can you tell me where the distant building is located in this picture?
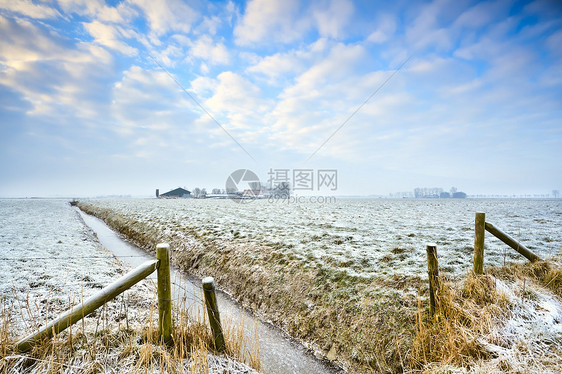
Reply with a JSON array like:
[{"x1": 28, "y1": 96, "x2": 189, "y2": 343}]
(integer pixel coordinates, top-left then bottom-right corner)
[
  {"x1": 414, "y1": 187, "x2": 443, "y2": 198},
  {"x1": 412, "y1": 187, "x2": 467, "y2": 198},
  {"x1": 159, "y1": 187, "x2": 191, "y2": 198}
]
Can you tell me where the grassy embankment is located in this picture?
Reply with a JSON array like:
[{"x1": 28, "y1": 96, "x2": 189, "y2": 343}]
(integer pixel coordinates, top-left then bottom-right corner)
[{"x1": 77, "y1": 201, "x2": 562, "y2": 373}]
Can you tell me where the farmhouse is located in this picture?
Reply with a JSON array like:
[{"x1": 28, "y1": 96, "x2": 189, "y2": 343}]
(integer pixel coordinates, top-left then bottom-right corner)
[{"x1": 157, "y1": 188, "x2": 191, "y2": 198}]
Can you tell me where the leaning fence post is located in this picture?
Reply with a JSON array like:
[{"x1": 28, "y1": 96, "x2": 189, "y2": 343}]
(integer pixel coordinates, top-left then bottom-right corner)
[
  {"x1": 202, "y1": 277, "x2": 225, "y2": 352},
  {"x1": 426, "y1": 243, "x2": 439, "y2": 316},
  {"x1": 15, "y1": 260, "x2": 158, "y2": 352},
  {"x1": 484, "y1": 222, "x2": 542, "y2": 262},
  {"x1": 474, "y1": 212, "x2": 486, "y2": 274},
  {"x1": 156, "y1": 243, "x2": 172, "y2": 344}
]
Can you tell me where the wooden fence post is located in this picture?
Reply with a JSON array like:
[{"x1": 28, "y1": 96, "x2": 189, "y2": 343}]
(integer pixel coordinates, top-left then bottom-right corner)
[
  {"x1": 202, "y1": 277, "x2": 225, "y2": 352},
  {"x1": 474, "y1": 212, "x2": 486, "y2": 274},
  {"x1": 15, "y1": 260, "x2": 158, "y2": 352},
  {"x1": 426, "y1": 244, "x2": 439, "y2": 316},
  {"x1": 156, "y1": 243, "x2": 172, "y2": 344},
  {"x1": 484, "y1": 222, "x2": 542, "y2": 262}
]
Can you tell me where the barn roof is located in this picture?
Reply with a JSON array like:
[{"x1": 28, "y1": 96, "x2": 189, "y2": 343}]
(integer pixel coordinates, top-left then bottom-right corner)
[{"x1": 160, "y1": 187, "x2": 191, "y2": 197}]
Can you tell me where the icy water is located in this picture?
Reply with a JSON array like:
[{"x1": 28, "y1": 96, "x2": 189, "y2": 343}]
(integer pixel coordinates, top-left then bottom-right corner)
[{"x1": 85, "y1": 198, "x2": 562, "y2": 278}]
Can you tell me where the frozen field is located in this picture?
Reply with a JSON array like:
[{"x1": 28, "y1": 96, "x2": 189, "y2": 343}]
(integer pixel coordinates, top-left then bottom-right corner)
[
  {"x1": 0, "y1": 199, "x2": 147, "y2": 337},
  {"x1": 0, "y1": 199, "x2": 124, "y2": 300},
  {"x1": 82, "y1": 198, "x2": 562, "y2": 278},
  {"x1": 2, "y1": 198, "x2": 559, "y2": 372},
  {"x1": 0, "y1": 201, "x2": 264, "y2": 373}
]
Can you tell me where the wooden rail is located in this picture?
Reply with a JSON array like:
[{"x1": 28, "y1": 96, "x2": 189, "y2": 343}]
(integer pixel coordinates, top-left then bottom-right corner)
[
  {"x1": 473, "y1": 213, "x2": 542, "y2": 274},
  {"x1": 15, "y1": 242, "x2": 174, "y2": 353},
  {"x1": 484, "y1": 222, "x2": 542, "y2": 262},
  {"x1": 16, "y1": 259, "x2": 159, "y2": 352}
]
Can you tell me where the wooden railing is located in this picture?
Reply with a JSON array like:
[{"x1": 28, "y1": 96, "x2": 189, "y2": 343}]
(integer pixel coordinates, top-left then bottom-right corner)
[
  {"x1": 425, "y1": 212, "x2": 543, "y2": 315},
  {"x1": 15, "y1": 243, "x2": 172, "y2": 352},
  {"x1": 14, "y1": 242, "x2": 226, "y2": 354},
  {"x1": 473, "y1": 212, "x2": 541, "y2": 274}
]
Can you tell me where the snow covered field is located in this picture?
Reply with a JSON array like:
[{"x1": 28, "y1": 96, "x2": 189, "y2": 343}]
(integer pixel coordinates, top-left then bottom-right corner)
[
  {"x1": 76, "y1": 197, "x2": 562, "y2": 372},
  {"x1": 9, "y1": 198, "x2": 557, "y2": 372},
  {"x1": 80, "y1": 197, "x2": 562, "y2": 278},
  {"x1": 0, "y1": 199, "x2": 128, "y2": 320},
  {"x1": 0, "y1": 199, "x2": 261, "y2": 373}
]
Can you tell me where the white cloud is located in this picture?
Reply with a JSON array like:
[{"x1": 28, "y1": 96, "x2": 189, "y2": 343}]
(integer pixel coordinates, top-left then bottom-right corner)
[
  {"x1": 442, "y1": 79, "x2": 482, "y2": 95},
  {"x1": 0, "y1": 16, "x2": 64, "y2": 67},
  {"x1": 0, "y1": 0, "x2": 60, "y2": 19},
  {"x1": 263, "y1": 43, "x2": 376, "y2": 154},
  {"x1": 539, "y1": 64, "x2": 562, "y2": 87},
  {"x1": 204, "y1": 71, "x2": 272, "y2": 131},
  {"x1": 83, "y1": 20, "x2": 138, "y2": 56},
  {"x1": 281, "y1": 43, "x2": 366, "y2": 99},
  {"x1": 408, "y1": 56, "x2": 450, "y2": 73},
  {"x1": 367, "y1": 16, "x2": 396, "y2": 43},
  {"x1": 246, "y1": 51, "x2": 305, "y2": 81},
  {"x1": 111, "y1": 65, "x2": 196, "y2": 135},
  {"x1": 188, "y1": 35, "x2": 230, "y2": 65},
  {"x1": 127, "y1": 0, "x2": 198, "y2": 36},
  {"x1": 453, "y1": 1, "x2": 506, "y2": 29},
  {"x1": 0, "y1": 15, "x2": 118, "y2": 123},
  {"x1": 234, "y1": 0, "x2": 355, "y2": 45},
  {"x1": 311, "y1": 0, "x2": 354, "y2": 39},
  {"x1": 196, "y1": 15, "x2": 222, "y2": 36},
  {"x1": 57, "y1": 0, "x2": 136, "y2": 23},
  {"x1": 234, "y1": 0, "x2": 308, "y2": 45},
  {"x1": 546, "y1": 29, "x2": 562, "y2": 57},
  {"x1": 152, "y1": 43, "x2": 185, "y2": 67},
  {"x1": 405, "y1": 0, "x2": 457, "y2": 52},
  {"x1": 189, "y1": 76, "x2": 218, "y2": 96}
]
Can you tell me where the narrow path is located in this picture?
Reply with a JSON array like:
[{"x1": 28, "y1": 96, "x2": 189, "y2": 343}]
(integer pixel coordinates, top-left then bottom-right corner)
[{"x1": 79, "y1": 210, "x2": 343, "y2": 374}]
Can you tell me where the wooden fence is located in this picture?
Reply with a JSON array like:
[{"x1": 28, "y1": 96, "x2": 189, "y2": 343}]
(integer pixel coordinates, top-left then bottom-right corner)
[
  {"x1": 426, "y1": 212, "x2": 543, "y2": 315},
  {"x1": 473, "y1": 212, "x2": 541, "y2": 274}
]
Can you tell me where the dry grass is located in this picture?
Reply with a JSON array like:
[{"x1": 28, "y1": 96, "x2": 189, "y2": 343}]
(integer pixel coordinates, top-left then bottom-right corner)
[
  {"x1": 410, "y1": 272, "x2": 512, "y2": 369},
  {"x1": 487, "y1": 258, "x2": 562, "y2": 298},
  {"x1": 76, "y1": 202, "x2": 562, "y2": 373},
  {"x1": 0, "y1": 282, "x2": 260, "y2": 373},
  {"x1": 76, "y1": 202, "x2": 422, "y2": 372},
  {"x1": 411, "y1": 257, "x2": 562, "y2": 373}
]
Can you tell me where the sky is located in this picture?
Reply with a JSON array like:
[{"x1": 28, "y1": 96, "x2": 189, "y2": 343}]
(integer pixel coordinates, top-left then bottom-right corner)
[{"x1": 0, "y1": 0, "x2": 561, "y2": 198}]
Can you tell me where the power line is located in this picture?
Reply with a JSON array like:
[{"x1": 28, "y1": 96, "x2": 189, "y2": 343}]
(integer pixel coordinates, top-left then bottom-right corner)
[
  {"x1": 148, "y1": 55, "x2": 256, "y2": 162},
  {"x1": 305, "y1": 55, "x2": 413, "y2": 162}
]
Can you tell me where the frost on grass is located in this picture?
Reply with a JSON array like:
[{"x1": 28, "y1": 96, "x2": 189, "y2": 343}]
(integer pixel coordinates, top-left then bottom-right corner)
[
  {"x1": 0, "y1": 199, "x2": 126, "y2": 334},
  {"x1": 413, "y1": 263, "x2": 562, "y2": 373},
  {"x1": 0, "y1": 200, "x2": 259, "y2": 374},
  {"x1": 75, "y1": 198, "x2": 562, "y2": 373},
  {"x1": 75, "y1": 198, "x2": 562, "y2": 279}
]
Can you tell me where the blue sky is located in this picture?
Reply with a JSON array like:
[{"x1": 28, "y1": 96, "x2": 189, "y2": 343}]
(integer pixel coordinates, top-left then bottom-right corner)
[{"x1": 0, "y1": 0, "x2": 561, "y2": 197}]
